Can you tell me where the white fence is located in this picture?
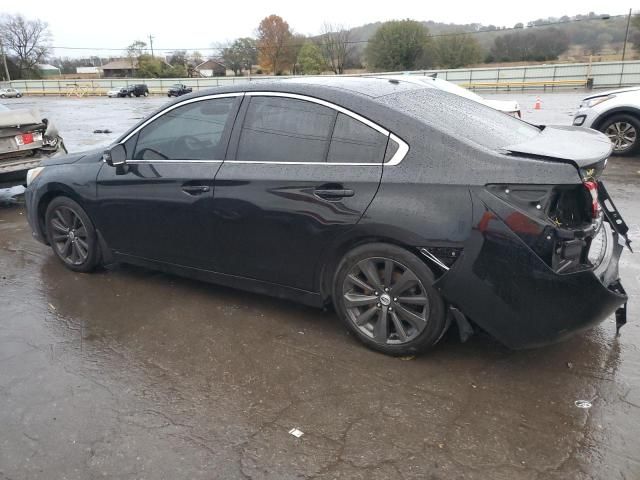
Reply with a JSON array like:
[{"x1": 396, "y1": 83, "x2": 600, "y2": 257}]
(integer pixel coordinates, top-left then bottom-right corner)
[{"x1": 2, "y1": 60, "x2": 639, "y2": 96}]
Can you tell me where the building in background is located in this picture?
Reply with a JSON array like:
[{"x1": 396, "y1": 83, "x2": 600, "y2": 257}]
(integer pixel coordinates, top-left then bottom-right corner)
[
  {"x1": 76, "y1": 66, "x2": 101, "y2": 75},
  {"x1": 101, "y1": 59, "x2": 138, "y2": 78},
  {"x1": 36, "y1": 64, "x2": 61, "y2": 77},
  {"x1": 194, "y1": 59, "x2": 229, "y2": 77}
]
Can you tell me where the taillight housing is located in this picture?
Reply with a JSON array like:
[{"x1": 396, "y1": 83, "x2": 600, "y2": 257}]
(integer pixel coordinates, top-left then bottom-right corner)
[
  {"x1": 15, "y1": 132, "x2": 43, "y2": 146},
  {"x1": 583, "y1": 181, "x2": 601, "y2": 219}
]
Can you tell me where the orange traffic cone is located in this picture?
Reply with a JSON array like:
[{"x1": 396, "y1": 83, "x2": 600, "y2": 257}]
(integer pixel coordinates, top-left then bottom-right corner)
[{"x1": 534, "y1": 97, "x2": 542, "y2": 110}]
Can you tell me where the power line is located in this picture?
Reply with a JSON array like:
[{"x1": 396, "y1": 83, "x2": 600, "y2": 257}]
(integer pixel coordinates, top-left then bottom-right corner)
[{"x1": 48, "y1": 13, "x2": 634, "y2": 54}]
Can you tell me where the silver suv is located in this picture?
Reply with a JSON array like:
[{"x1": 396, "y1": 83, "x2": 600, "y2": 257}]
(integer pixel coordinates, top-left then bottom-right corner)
[{"x1": 573, "y1": 87, "x2": 640, "y2": 156}]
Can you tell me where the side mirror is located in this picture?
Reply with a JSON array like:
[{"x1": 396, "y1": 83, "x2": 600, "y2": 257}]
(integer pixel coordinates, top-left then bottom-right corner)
[{"x1": 103, "y1": 144, "x2": 126, "y2": 166}]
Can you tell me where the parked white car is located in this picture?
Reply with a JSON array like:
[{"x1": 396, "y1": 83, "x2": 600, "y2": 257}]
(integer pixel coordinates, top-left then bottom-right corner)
[
  {"x1": 573, "y1": 87, "x2": 640, "y2": 156},
  {"x1": 387, "y1": 75, "x2": 521, "y2": 117},
  {"x1": 107, "y1": 88, "x2": 121, "y2": 98},
  {"x1": 0, "y1": 88, "x2": 22, "y2": 98}
]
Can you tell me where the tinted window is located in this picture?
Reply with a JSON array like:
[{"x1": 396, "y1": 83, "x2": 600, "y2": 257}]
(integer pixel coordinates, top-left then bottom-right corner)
[
  {"x1": 327, "y1": 113, "x2": 388, "y2": 163},
  {"x1": 237, "y1": 97, "x2": 336, "y2": 163},
  {"x1": 134, "y1": 98, "x2": 236, "y2": 160}
]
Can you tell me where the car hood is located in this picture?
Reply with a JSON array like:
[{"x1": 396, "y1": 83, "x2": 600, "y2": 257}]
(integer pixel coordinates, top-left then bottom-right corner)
[
  {"x1": 503, "y1": 125, "x2": 612, "y2": 167},
  {"x1": 479, "y1": 98, "x2": 520, "y2": 113},
  {"x1": 582, "y1": 86, "x2": 640, "y2": 100},
  {"x1": 40, "y1": 147, "x2": 103, "y2": 166}
]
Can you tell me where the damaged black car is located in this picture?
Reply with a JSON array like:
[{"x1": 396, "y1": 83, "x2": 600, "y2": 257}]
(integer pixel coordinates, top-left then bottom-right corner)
[{"x1": 24, "y1": 77, "x2": 629, "y2": 355}]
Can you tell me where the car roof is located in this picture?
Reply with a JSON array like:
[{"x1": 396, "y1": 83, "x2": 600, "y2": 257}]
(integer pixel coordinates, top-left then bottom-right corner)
[{"x1": 188, "y1": 76, "x2": 427, "y2": 100}]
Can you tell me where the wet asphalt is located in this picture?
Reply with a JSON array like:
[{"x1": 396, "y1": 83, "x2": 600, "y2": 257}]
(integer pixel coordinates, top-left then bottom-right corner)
[{"x1": 1, "y1": 91, "x2": 639, "y2": 479}]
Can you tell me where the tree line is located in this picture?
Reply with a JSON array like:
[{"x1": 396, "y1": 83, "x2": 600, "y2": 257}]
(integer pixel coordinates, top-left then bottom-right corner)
[{"x1": 1, "y1": 12, "x2": 639, "y2": 80}]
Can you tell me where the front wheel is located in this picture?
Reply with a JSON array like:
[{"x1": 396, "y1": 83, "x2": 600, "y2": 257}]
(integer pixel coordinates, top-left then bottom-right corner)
[
  {"x1": 45, "y1": 197, "x2": 101, "y2": 273},
  {"x1": 599, "y1": 114, "x2": 640, "y2": 156},
  {"x1": 333, "y1": 243, "x2": 447, "y2": 356},
  {"x1": 143, "y1": 91, "x2": 148, "y2": 97},
  {"x1": 16, "y1": 93, "x2": 22, "y2": 98}
]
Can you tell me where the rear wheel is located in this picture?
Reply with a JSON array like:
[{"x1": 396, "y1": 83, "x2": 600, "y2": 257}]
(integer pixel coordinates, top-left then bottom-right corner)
[
  {"x1": 45, "y1": 197, "x2": 101, "y2": 273},
  {"x1": 599, "y1": 114, "x2": 640, "y2": 156},
  {"x1": 333, "y1": 243, "x2": 447, "y2": 356}
]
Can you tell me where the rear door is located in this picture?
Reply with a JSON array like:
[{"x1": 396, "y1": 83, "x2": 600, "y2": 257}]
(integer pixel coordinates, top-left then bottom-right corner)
[
  {"x1": 94, "y1": 93, "x2": 242, "y2": 270},
  {"x1": 211, "y1": 93, "x2": 392, "y2": 291}
]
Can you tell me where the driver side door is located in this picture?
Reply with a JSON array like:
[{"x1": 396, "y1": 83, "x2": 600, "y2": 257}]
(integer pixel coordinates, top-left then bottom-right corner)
[{"x1": 94, "y1": 93, "x2": 242, "y2": 271}]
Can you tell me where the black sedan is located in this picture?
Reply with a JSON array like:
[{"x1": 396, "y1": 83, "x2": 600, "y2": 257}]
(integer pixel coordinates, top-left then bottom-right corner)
[
  {"x1": 167, "y1": 83, "x2": 193, "y2": 97},
  {"x1": 24, "y1": 78, "x2": 629, "y2": 355}
]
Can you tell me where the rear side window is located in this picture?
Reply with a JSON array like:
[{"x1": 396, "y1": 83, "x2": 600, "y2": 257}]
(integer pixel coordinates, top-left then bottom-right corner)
[
  {"x1": 133, "y1": 97, "x2": 236, "y2": 160},
  {"x1": 237, "y1": 97, "x2": 336, "y2": 163},
  {"x1": 327, "y1": 113, "x2": 388, "y2": 164}
]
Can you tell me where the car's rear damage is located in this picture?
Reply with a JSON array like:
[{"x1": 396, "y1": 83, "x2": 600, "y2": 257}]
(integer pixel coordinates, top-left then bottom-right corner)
[
  {"x1": 0, "y1": 109, "x2": 67, "y2": 182},
  {"x1": 428, "y1": 128, "x2": 629, "y2": 348}
]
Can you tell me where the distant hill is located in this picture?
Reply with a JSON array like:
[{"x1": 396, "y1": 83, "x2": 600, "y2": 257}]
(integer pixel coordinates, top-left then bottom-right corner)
[{"x1": 345, "y1": 12, "x2": 634, "y2": 67}]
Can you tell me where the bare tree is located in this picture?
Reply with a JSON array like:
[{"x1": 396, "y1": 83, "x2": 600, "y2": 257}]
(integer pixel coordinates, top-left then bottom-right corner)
[
  {"x1": 319, "y1": 23, "x2": 353, "y2": 74},
  {"x1": 0, "y1": 14, "x2": 51, "y2": 78}
]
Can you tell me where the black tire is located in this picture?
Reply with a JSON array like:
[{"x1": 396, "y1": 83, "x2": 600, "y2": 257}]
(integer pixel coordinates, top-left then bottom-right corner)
[
  {"x1": 143, "y1": 91, "x2": 148, "y2": 97},
  {"x1": 0, "y1": 94, "x2": 5, "y2": 98},
  {"x1": 16, "y1": 93, "x2": 22, "y2": 98},
  {"x1": 598, "y1": 113, "x2": 640, "y2": 156},
  {"x1": 45, "y1": 197, "x2": 101, "y2": 273},
  {"x1": 333, "y1": 243, "x2": 447, "y2": 356}
]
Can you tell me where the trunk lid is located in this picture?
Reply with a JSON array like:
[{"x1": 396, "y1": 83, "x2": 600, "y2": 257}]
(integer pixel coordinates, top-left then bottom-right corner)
[{"x1": 502, "y1": 125, "x2": 612, "y2": 169}]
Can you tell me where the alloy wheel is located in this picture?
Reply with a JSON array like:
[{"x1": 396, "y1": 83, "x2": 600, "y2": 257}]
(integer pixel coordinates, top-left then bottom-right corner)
[
  {"x1": 342, "y1": 257, "x2": 430, "y2": 345},
  {"x1": 605, "y1": 121, "x2": 637, "y2": 153},
  {"x1": 49, "y1": 206, "x2": 90, "y2": 266}
]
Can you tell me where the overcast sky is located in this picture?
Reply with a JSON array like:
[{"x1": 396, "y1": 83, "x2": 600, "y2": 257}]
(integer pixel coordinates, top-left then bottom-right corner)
[{"x1": 3, "y1": 0, "x2": 631, "y2": 58}]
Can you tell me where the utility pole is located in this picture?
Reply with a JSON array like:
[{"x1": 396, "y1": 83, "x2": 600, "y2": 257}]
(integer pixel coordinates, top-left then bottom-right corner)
[
  {"x1": 0, "y1": 40, "x2": 10, "y2": 82},
  {"x1": 149, "y1": 35, "x2": 155, "y2": 58},
  {"x1": 621, "y1": 8, "x2": 632, "y2": 61}
]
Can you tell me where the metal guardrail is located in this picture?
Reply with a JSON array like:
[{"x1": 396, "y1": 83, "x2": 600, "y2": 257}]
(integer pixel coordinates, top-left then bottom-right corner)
[{"x1": 2, "y1": 60, "x2": 639, "y2": 95}]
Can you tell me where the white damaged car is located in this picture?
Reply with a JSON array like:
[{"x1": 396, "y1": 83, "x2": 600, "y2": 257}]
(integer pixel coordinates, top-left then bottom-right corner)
[{"x1": 0, "y1": 108, "x2": 67, "y2": 182}]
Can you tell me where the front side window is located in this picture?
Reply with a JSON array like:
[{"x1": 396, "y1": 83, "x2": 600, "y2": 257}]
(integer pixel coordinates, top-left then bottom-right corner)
[
  {"x1": 237, "y1": 96, "x2": 336, "y2": 163},
  {"x1": 134, "y1": 97, "x2": 236, "y2": 160},
  {"x1": 327, "y1": 113, "x2": 388, "y2": 164}
]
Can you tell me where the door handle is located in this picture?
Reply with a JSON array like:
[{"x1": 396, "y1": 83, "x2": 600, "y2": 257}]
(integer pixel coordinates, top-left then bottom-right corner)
[
  {"x1": 313, "y1": 188, "x2": 355, "y2": 200},
  {"x1": 182, "y1": 185, "x2": 210, "y2": 195}
]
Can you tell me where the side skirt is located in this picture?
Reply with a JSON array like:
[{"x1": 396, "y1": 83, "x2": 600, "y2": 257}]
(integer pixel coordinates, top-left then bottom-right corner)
[{"x1": 112, "y1": 252, "x2": 324, "y2": 308}]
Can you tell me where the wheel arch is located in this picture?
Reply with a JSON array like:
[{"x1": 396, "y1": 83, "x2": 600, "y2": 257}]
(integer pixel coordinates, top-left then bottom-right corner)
[
  {"x1": 36, "y1": 183, "x2": 86, "y2": 243},
  {"x1": 317, "y1": 230, "x2": 443, "y2": 305},
  {"x1": 592, "y1": 106, "x2": 640, "y2": 130}
]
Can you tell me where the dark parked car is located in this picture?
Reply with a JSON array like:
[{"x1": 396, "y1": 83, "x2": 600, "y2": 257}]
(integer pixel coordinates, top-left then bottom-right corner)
[
  {"x1": 167, "y1": 83, "x2": 192, "y2": 97},
  {"x1": 24, "y1": 78, "x2": 629, "y2": 355},
  {"x1": 118, "y1": 84, "x2": 149, "y2": 98}
]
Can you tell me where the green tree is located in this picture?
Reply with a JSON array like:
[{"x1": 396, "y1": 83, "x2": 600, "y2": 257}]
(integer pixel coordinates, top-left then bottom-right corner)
[
  {"x1": 433, "y1": 34, "x2": 483, "y2": 68},
  {"x1": 365, "y1": 20, "x2": 433, "y2": 71},
  {"x1": 222, "y1": 37, "x2": 258, "y2": 76},
  {"x1": 137, "y1": 54, "x2": 186, "y2": 78},
  {"x1": 137, "y1": 54, "x2": 162, "y2": 77},
  {"x1": 168, "y1": 50, "x2": 188, "y2": 67},
  {"x1": 297, "y1": 42, "x2": 325, "y2": 74}
]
